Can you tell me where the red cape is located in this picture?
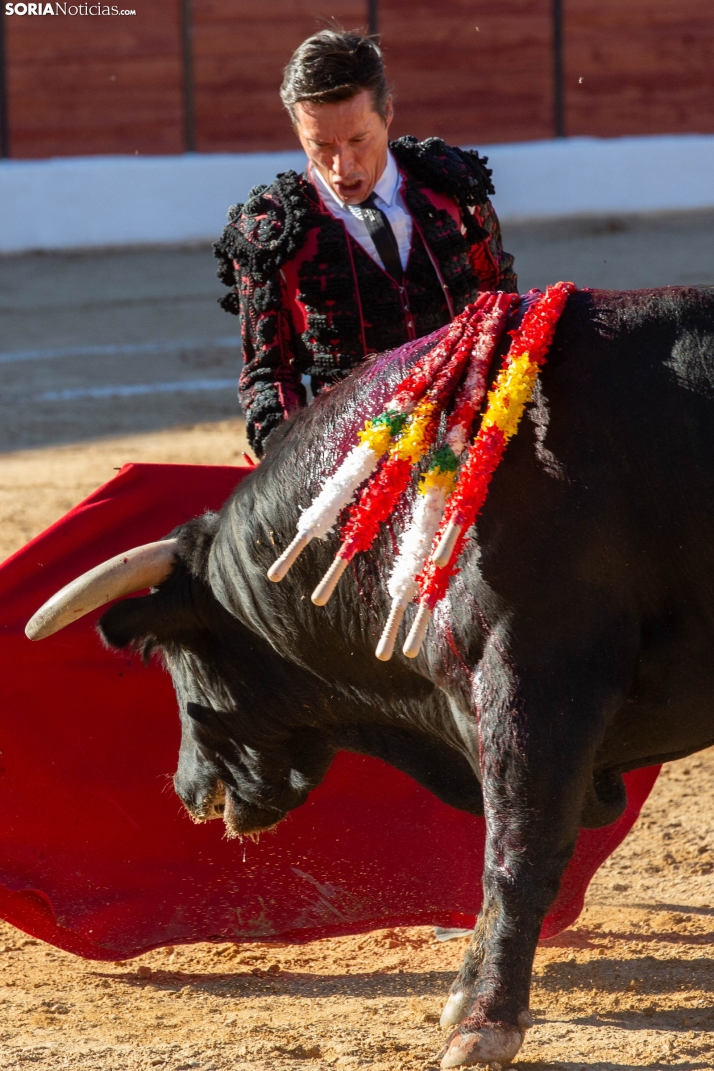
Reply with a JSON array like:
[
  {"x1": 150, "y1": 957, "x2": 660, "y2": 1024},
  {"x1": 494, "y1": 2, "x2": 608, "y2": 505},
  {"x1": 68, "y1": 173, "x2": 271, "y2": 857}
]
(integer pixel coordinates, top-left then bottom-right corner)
[{"x1": 0, "y1": 463, "x2": 659, "y2": 960}]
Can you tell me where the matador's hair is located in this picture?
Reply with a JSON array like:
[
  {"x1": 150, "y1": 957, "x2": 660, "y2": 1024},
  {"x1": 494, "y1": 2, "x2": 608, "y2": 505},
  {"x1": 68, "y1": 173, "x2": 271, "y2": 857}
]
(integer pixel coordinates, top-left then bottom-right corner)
[{"x1": 280, "y1": 28, "x2": 391, "y2": 122}]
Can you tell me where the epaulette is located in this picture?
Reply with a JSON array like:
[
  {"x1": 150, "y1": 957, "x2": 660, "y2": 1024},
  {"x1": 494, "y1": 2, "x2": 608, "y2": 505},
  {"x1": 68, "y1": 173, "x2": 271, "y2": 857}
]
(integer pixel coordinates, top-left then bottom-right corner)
[
  {"x1": 213, "y1": 170, "x2": 321, "y2": 288},
  {"x1": 390, "y1": 135, "x2": 495, "y2": 205}
]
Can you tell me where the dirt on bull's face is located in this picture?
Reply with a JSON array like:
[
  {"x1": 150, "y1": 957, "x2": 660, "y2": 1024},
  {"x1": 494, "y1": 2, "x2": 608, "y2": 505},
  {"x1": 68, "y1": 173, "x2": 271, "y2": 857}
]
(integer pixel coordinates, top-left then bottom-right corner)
[{"x1": 0, "y1": 751, "x2": 713, "y2": 1070}]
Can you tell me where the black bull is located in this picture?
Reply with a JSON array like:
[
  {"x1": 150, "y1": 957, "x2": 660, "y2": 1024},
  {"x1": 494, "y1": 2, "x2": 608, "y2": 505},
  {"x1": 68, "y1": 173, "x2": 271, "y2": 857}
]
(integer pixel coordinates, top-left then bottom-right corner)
[{"x1": 97, "y1": 286, "x2": 714, "y2": 1067}]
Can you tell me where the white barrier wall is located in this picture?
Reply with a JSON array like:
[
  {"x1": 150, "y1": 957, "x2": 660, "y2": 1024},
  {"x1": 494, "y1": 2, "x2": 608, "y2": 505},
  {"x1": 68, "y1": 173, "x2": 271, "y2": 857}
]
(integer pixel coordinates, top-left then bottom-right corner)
[
  {"x1": 487, "y1": 135, "x2": 714, "y2": 221},
  {"x1": 0, "y1": 151, "x2": 307, "y2": 253},
  {"x1": 1, "y1": 135, "x2": 713, "y2": 254}
]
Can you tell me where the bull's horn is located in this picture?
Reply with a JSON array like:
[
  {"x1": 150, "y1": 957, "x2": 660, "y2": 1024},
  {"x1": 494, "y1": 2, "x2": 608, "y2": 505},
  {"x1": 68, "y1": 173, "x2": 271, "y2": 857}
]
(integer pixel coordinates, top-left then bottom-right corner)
[{"x1": 25, "y1": 538, "x2": 179, "y2": 641}]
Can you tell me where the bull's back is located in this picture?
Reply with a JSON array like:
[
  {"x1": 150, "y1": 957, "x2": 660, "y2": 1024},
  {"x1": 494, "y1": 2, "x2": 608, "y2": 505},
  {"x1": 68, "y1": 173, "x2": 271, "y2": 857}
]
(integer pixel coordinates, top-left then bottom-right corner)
[
  {"x1": 485, "y1": 286, "x2": 714, "y2": 768},
  {"x1": 547, "y1": 286, "x2": 714, "y2": 553}
]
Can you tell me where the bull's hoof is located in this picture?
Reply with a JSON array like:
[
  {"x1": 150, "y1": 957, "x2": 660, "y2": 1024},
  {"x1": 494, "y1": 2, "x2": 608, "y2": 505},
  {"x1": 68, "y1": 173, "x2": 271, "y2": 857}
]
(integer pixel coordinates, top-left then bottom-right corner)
[
  {"x1": 440, "y1": 990, "x2": 473, "y2": 1028},
  {"x1": 440, "y1": 1024, "x2": 524, "y2": 1068}
]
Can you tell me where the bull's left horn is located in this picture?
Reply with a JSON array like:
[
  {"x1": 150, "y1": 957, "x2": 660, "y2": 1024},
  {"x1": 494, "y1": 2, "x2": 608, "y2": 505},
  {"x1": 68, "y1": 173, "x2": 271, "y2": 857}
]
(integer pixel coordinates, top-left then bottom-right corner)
[{"x1": 25, "y1": 539, "x2": 179, "y2": 641}]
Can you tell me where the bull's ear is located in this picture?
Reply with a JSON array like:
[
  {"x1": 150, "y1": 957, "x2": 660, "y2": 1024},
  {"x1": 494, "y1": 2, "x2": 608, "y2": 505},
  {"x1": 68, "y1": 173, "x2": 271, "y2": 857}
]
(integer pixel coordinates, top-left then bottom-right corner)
[{"x1": 98, "y1": 594, "x2": 164, "y2": 651}]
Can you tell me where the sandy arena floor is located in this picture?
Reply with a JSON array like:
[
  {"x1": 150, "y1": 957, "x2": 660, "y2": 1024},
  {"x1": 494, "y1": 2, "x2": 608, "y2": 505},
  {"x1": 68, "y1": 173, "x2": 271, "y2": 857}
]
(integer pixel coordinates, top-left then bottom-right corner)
[
  {"x1": 1, "y1": 422, "x2": 714, "y2": 1070},
  {"x1": 0, "y1": 418, "x2": 251, "y2": 563}
]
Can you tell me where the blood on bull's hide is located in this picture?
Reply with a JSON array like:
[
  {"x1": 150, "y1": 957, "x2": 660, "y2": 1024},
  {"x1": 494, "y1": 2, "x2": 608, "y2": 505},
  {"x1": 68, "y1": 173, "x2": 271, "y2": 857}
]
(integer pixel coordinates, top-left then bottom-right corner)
[{"x1": 27, "y1": 286, "x2": 714, "y2": 1067}]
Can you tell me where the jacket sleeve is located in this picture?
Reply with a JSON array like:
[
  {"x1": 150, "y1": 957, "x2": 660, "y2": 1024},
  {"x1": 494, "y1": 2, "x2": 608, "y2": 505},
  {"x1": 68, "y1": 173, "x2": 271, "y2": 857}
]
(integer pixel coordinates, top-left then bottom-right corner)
[
  {"x1": 236, "y1": 265, "x2": 307, "y2": 457},
  {"x1": 466, "y1": 197, "x2": 518, "y2": 294}
]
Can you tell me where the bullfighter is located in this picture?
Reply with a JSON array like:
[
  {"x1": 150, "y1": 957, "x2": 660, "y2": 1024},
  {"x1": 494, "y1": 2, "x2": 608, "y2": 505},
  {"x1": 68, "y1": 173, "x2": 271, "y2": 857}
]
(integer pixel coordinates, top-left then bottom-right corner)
[{"x1": 215, "y1": 28, "x2": 517, "y2": 457}]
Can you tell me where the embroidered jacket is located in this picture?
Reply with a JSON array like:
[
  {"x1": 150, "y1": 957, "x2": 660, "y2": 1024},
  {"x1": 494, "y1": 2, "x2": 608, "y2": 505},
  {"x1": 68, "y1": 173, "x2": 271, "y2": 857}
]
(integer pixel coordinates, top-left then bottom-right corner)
[{"x1": 215, "y1": 136, "x2": 517, "y2": 456}]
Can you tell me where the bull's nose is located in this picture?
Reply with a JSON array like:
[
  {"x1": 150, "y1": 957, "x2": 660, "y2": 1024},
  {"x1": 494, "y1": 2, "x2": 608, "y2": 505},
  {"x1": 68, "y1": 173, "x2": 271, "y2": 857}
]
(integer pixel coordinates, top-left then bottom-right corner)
[
  {"x1": 206, "y1": 780, "x2": 226, "y2": 819},
  {"x1": 179, "y1": 779, "x2": 227, "y2": 823},
  {"x1": 222, "y1": 792, "x2": 282, "y2": 839}
]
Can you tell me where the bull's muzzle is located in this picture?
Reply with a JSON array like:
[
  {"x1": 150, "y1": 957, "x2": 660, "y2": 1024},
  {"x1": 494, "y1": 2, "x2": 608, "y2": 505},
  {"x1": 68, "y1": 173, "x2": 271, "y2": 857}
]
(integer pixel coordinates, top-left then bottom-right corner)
[
  {"x1": 179, "y1": 779, "x2": 228, "y2": 823},
  {"x1": 222, "y1": 793, "x2": 281, "y2": 839},
  {"x1": 176, "y1": 779, "x2": 280, "y2": 838}
]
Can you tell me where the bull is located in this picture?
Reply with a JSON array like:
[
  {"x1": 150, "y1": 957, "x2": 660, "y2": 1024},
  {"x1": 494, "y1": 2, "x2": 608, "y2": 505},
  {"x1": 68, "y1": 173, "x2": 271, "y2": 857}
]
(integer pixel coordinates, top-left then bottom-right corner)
[{"x1": 27, "y1": 286, "x2": 714, "y2": 1067}]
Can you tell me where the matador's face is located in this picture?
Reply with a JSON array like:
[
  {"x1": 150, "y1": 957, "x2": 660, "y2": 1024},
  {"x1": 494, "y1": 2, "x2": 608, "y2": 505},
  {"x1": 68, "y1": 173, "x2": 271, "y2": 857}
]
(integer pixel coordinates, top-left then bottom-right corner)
[{"x1": 293, "y1": 89, "x2": 394, "y2": 206}]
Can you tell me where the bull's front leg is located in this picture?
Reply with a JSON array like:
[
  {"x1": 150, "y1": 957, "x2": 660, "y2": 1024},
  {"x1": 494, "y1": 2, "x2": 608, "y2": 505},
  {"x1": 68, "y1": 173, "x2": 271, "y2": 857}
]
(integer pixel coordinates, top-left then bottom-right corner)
[{"x1": 439, "y1": 630, "x2": 630, "y2": 1068}]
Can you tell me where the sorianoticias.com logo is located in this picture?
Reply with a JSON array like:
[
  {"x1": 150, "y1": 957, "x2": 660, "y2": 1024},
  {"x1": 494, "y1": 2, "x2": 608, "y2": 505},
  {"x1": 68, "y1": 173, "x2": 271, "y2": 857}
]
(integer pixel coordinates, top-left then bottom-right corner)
[{"x1": 4, "y1": 3, "x2": 136, "y2": 12}]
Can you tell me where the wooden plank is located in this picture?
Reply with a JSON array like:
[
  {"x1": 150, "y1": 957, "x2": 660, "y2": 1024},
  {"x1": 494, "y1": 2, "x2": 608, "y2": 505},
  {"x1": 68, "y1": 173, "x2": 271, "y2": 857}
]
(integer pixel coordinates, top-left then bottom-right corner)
[
  {"x1": 381, "y1": 0, "x2": 553, "y2": 145},
  {"x1": 5, "y1": 1, "x2": 184, "y2": 157},
  {"x1": 192, "y1": 0, "x2": 366, "y2": 153},
  {"x1": 565, "y1": 0, "x2": 714, "y2": 136}
]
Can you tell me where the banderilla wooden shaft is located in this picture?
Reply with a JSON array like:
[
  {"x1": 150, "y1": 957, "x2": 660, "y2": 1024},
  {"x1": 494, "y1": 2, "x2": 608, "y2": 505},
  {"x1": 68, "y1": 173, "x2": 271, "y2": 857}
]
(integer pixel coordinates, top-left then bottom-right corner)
[
  {"x1": 431, "y1": 520, "x2": 462, "y2": 568},
  {"x1": 375, "y1": 593, "x2": 411, "y2": 661},
  {"x1": 267, "y1": 530, "x2": 313, "y2": 583},
  {"x1": 311, "y1": 555, "x2": 350, "y2": 606},
  {"x1": 403, "y1": 602, "x2": 432, "y2": 658}
]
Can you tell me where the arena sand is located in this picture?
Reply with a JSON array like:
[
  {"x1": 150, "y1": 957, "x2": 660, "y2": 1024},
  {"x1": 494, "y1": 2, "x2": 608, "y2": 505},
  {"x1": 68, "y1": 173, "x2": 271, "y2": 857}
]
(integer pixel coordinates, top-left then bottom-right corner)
[{"x1": 1, "y1": 420, "x2": 713, "y2": 1071}]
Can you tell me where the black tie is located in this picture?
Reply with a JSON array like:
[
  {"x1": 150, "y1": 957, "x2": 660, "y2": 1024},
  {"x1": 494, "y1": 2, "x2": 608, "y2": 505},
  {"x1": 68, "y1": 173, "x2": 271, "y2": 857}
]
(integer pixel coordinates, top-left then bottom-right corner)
[{"x1": 358, "y1": 193, "x2": 404, "y2": 284}]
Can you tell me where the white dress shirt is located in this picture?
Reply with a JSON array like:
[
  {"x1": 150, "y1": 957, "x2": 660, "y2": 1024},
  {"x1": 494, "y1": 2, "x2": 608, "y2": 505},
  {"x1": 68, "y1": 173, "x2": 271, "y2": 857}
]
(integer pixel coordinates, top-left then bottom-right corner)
[{"x1": 311, "y1": 150, "x2": 413, "y2": 273}]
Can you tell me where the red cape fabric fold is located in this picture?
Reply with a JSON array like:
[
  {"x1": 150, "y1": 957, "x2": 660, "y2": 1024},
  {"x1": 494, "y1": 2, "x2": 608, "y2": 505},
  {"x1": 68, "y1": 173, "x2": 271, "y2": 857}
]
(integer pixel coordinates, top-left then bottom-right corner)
[{"x1": 0, "y1": 463, "x2": 659, "y2": 960}]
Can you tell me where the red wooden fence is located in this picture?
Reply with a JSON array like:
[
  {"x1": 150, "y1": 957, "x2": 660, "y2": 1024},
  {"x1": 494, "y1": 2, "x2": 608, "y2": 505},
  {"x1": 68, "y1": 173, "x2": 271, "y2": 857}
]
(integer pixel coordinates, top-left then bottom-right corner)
[
  {"x1": 565, "y1": 0, "x2": 714, "y2": 138},
  {"x1": 1, "y1": 0, "x2": 713, "y2": 158}
]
